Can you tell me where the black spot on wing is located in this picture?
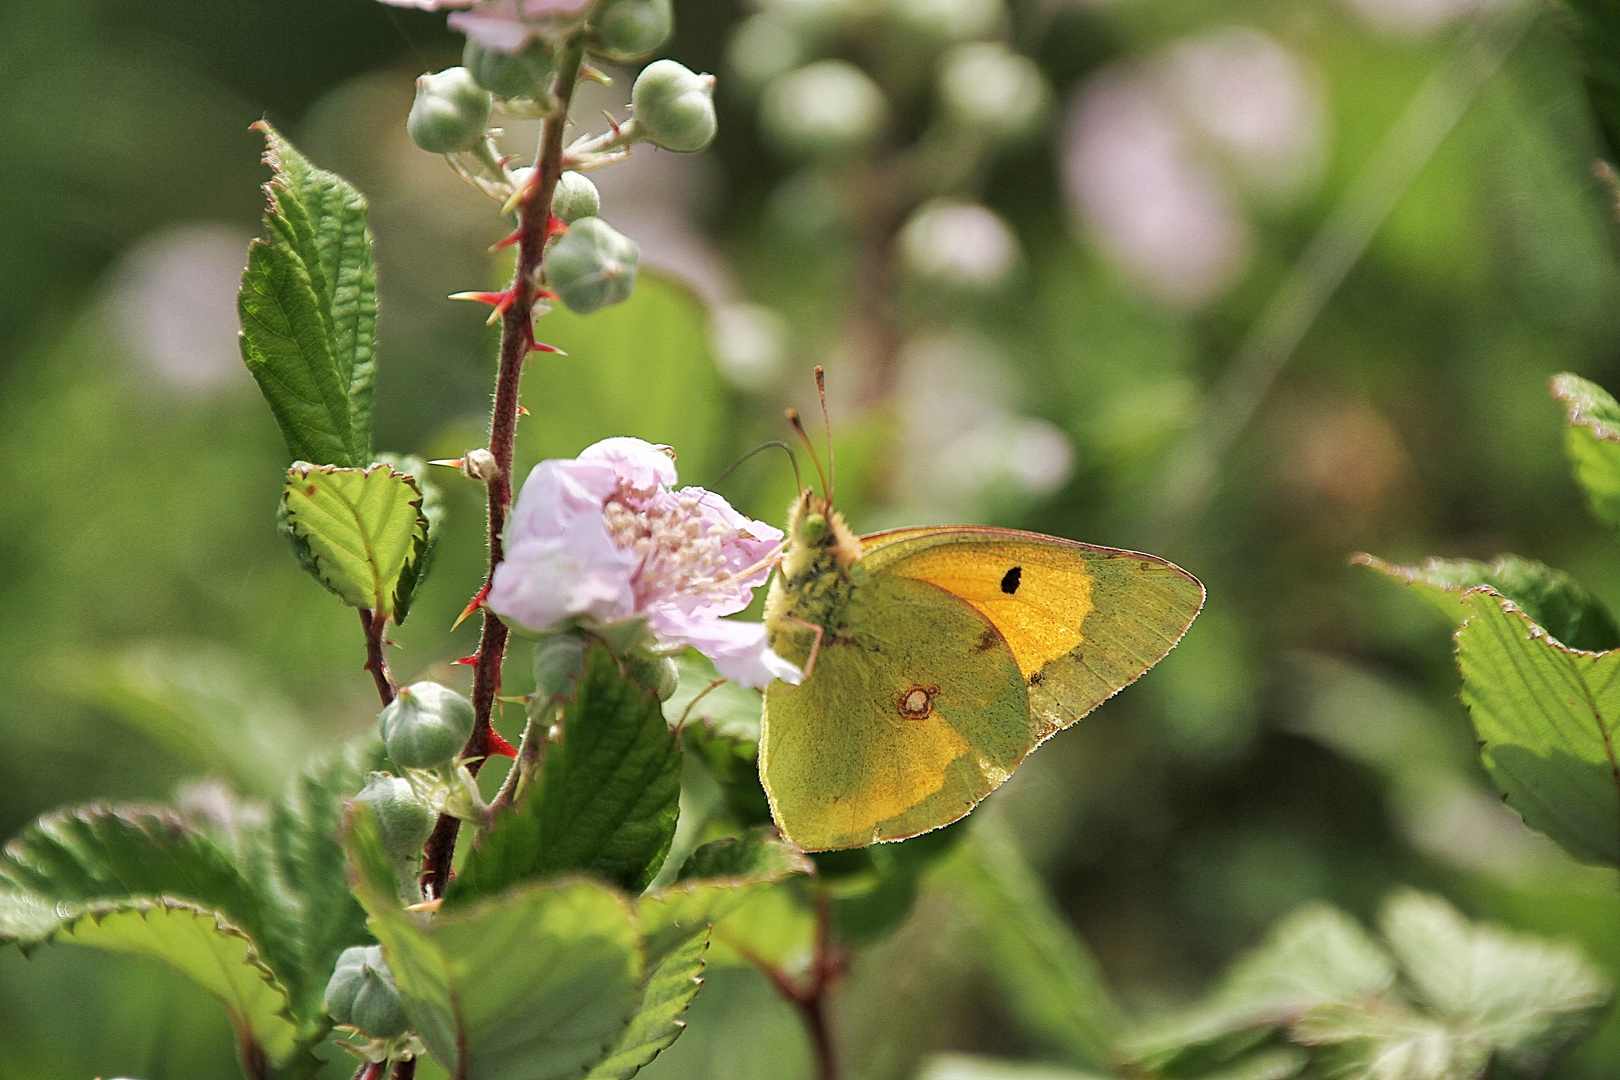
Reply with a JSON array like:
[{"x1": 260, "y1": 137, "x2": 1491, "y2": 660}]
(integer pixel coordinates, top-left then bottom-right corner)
[
  {"x1": 1000, "y1": 566, "x2": 1022, "y2": 594},
  {"x1": 971, "y1": 627, "x2": 999, "y2": 654}
]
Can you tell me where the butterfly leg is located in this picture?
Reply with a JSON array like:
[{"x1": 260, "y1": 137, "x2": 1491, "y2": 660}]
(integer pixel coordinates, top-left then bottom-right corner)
[{"x1": 782, "y1": 616, "x2": 825, "y2": 679}]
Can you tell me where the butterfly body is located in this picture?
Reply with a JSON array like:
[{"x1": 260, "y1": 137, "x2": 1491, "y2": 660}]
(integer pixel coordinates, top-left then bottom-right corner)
[{"x1": 761, "y1": 489, "x2": 1204, "y2": 852}]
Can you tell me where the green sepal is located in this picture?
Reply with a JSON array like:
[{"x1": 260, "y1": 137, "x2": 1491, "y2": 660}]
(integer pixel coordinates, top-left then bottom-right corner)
[
  {"x1": 447, "y1": 639, "x2": 682, "y2": 904},
  {"x1": 1357, "y1": 552, "x2": 1620, "y2": 651},
  {"x1": 280, "y1": 461, "x2": 432, "y2": 620}
]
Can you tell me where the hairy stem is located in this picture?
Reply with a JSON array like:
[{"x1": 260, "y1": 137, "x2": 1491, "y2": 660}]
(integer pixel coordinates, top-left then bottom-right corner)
[
  {"x1": 744, "y1": 895, "x2": 844, "y2": 1080},
  {"x1": 361, "y1": 607, "x2": 395, "y2": 706},
  {"x1": 421, "y1": 41, "x2": 587, "y2": 900}
]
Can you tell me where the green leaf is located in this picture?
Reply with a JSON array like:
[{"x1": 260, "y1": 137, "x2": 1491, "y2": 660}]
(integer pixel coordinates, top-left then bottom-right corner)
[
  {"x1": 1552, "y1": 373, "x2": 1620, "y2": 529},
  {"x1": 665, "y1": 650, "x2": 762, "y2": 741},
  {"x1": 346, "y1": 809, "x2": 647, "y2": 1080},
  {"x1": 639, "y1": 828, "x2": 812, "y2": 961},
  {"x1": 943, "y1": 815, "x2": 1123, "y2": 1070},
  {"x1": 585, "y1": 927, "x2": 709, "y2": 1080},
  {"x1": 1, "y1": 895, "x2": 301, "y2": 1067},
  {"x1": 448, "y1": 640, "x2": 683, "y2": 904},
  {"x1": 1356, "y1": 553, "x2": 1620, "y2": 651},
  {"x1": 917, "y1": 1054, "x2": 1117, "y2": 1080},
  {"x1": 520, "y1": 272, "x2": 728, "y2": 483},
  {"x1": 1455, "y1": 588, "x2": 1620, "y2": 866},
  {"x1": 1124, "y1": 902, "x2": 1393, "y2": 1075},
  {"x1": 1292, "y1": 892, "x2": 1612, "y2": 1079},
  {"x1": 376, "y1": 453, "x2": 445, "y2": 625},
  {"x1": 257, "y1": 122, "x2": 377, "y2": 454},
  {"x1": 259, "y1": 736, "x2": 386, "y2": 1026},
  {"x1": 281, "y1": 462, "x2": 431, "y2": 619},
  {"x1": 1378, "y1": 890, "x2": 1611, "y2": 1073},
  {"x1": 239, "y1": 123, "x2": 377, "y2": 466},
  {"x1": 0, "y1": 804, "x2": 301, "y2": 994}
]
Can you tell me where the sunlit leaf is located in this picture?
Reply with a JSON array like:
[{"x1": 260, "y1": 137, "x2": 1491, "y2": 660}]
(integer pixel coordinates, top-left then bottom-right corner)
[
  {"x1": 347, "y1": 809, "x2": 647, "y2": 1080},
  {"x1": 1356, "y1": 552, "x2": 1620, "y2": 651},
  {"x1": 0, "y1": 804, "x2": 301, "y2": 993},
  {"x1": 1456, "y1": 588, "x2": 1620, "y2": 866},
  {"x1": 586, "y1": 928, "x2": 709, "y2": 1080},
  {"x1": 448, "y1": 640, "x2": 682, "y2": 904},
  {"x1": 375, "y1": 453, "x2": 444, "y2": 625},
  {"x1": 2, "y1": 895, "x2": 301, "y2": 1067},
  {"x1": 639, "y1": 828, "x2": 812, "y2": 961},
  {"x1": 280, "y1": 462, "x2": 430, "y2": 619},
  {"x1": 1552, "y1": 373, "x2": 1620, "y2": 529}
]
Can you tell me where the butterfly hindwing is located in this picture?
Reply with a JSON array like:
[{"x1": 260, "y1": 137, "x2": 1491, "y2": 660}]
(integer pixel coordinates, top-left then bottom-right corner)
[{"x1": 761, "y1": 572, "x2": 1029, "y2": 851}]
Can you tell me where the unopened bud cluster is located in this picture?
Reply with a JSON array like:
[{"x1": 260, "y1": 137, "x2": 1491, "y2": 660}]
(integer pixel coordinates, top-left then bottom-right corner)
[{"x1": 400, "y1": 0, "x2": 720, "y2": 316}]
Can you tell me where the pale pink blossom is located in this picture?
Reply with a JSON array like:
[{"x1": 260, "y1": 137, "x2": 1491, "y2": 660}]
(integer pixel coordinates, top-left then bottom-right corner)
[
  {"x1": 489, "y1": 438, "x2": 800, "y2": 689},
  {"x1": 376, "y1": 0, "x2": 594, "y2": 50}
]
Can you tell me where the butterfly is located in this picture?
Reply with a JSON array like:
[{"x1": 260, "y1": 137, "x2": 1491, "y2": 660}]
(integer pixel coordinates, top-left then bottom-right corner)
[{"x1": 758, "y1": 380, "x2": 1204, "y2": 852}]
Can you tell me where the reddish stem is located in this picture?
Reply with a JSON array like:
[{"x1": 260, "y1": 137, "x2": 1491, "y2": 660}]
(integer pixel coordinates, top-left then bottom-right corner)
[
  {"x1": 391, "y1": 1057, "x2": 417, "y2": 1080},
  {"x1": 420, "y1": 41, "x2": 587, "y2": 900},
  {"x1": 736, "y1": 895, "x2": 845, "y2": 1080},
  {"x1": 361, "y1": 607, "x2": 396, "y2": 706}
]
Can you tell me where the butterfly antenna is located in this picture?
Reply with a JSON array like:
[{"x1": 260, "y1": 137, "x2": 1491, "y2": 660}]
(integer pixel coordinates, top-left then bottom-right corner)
[
  {"x1": 786, "y1": 408, "x2": 829, "y2": 498},
  {"x1": 713, "y1": 440, "x2": 801, "y2": 494},
  {"x1": 814, "y1": 366, "x2": 835, "y2": 505}
]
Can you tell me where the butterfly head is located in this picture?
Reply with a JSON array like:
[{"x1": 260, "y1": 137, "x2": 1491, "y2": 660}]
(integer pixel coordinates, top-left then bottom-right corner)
[{"x1": 782, "y1": 487, "x2": 861, "y2": 578}]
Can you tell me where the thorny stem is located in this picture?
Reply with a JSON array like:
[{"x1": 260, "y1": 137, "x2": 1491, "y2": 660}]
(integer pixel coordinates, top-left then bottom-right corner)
[
  {"x1": 350, "y1": 1062, "x2": 384, "y2": 1080},
  {"x1": 420, "y1": 40, "x2": 588, "y2": 900},
  {"x1": 392, "y1": 1057, "x2": 418, "y2": 1080},
  {"x1": 491, "y1": 706, "x2": 551, "y2": 812},
  {"x1": 361, "y1": 607, "x2": 396, "y2": 706}
]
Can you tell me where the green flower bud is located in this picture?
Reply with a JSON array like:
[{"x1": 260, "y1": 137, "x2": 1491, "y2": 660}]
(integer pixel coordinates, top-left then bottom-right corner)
[
  {"x1": 325, "y1": 945, "x2": 408, "y2": 1039},
  {"x1": 726, "y1": 14, "x2": 806, "y2": 90},
  {"x1": 631, "y1": 59, "x2": 718, "y2": 153},
  {"x1": 552, "y1": 171, "x2": 601, "y2": 224},
  {"x1": 380, "y1": 681, "x2": 476, "y2": 770},
  {"x1": 546, "y1": 217, "x2": 639, "y2": 314},
  {"x1": 936, "y1": 42, "x2": 1051, "y2": 146},
  {"x1": 354, "y1": 773, "x2": 435, "y2": 860},
  {"x1": 590, "y1": 0, "x2": 673, "y2": 62},
  {"x1": 533, "y1": 631, "x2": 587, "y2": 704},
  {"x1": 407, "y1": 67, "x2": 492, "y2": 154},
  {"x1": 463, "y1": 38, "x2": 557, "y2": 102},
  {"x1": 761, "y1": 60, "x2": 887, "y2": 160},
  {"x1": 625, "y1": 651, "x2": 679, "y2": 701}
]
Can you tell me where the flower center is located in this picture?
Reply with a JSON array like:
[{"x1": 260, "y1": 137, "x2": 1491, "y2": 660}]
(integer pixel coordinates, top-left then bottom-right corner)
[{"x1": 601, "y1": 484, "x2": 747, "y2": 607}]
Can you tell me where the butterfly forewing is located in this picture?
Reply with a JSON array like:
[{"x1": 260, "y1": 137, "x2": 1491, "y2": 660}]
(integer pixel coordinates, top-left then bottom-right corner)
[{"x1": 859, "y1": 527, "x2": 1205, "y2": 744}]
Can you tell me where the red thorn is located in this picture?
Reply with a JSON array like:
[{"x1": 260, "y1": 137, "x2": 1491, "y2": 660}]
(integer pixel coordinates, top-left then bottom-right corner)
[
  {"x1": 491, "y1": 229, "x2": 523, "y2": 250},
  {"x1": 517, "y1": 405, "x2": 530, "y2": 416},
  {"x1": 453, "y1": 653, "x2": 480, "y2": 667},
  {"x1": 452, "y1": 584, "x2": 491, "y2": 631},
  {"x1": 530, "y1": 340, "x2": 563, "y2": 354},
  {"x1": 536, "y1": 289, "x2": 559, "y2": 302},
  {"x1": 486, "y1": 729, "x2": 518, "y2": 759},
  {"x1": 547, "y1": 214, "x2": 567, "y2": 239}
]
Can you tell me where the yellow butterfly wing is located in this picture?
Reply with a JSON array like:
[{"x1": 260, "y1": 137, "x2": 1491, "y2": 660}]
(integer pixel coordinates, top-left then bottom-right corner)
[
  {"x1": 759, "y1": 525, "x2": 1203, "y2": 851},
  {"x1": 858, "y1": 526, "x2": 1205, "y2": 747}
]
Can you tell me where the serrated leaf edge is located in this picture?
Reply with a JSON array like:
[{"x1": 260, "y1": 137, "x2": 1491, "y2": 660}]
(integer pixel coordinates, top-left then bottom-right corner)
[{"x1": 281, "y1": 461, "x2": 428, "y2": 616}]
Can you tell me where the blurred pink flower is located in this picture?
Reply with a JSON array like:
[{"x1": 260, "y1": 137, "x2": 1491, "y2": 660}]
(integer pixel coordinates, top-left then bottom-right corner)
[
  {"x1": 377, "y1": 0, "x2": 594, "y2": 50},
  {"x1": 489, "y1": 437, "x2": 800, "y2": 689}
]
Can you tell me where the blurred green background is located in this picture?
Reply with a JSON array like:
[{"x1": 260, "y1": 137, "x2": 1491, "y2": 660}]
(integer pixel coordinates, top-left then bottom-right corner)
[{"x1": 5, "y1": 0, "x2": 1620, "y2": 1076}]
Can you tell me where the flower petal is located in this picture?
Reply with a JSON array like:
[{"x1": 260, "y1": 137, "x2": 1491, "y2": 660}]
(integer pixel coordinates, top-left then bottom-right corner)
[
  {"x1": 650, "y1": 610, "x2": 802, "y2": 690},
  {"x1": 490, "y1": 512, "x2": 637, "y2": 632},
  {"x1": 507, "y1": 457, "x2": 619, "y2": 542},
  {"x1": 579, "y1": 436, "x2": 678, "y2": 494}
]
